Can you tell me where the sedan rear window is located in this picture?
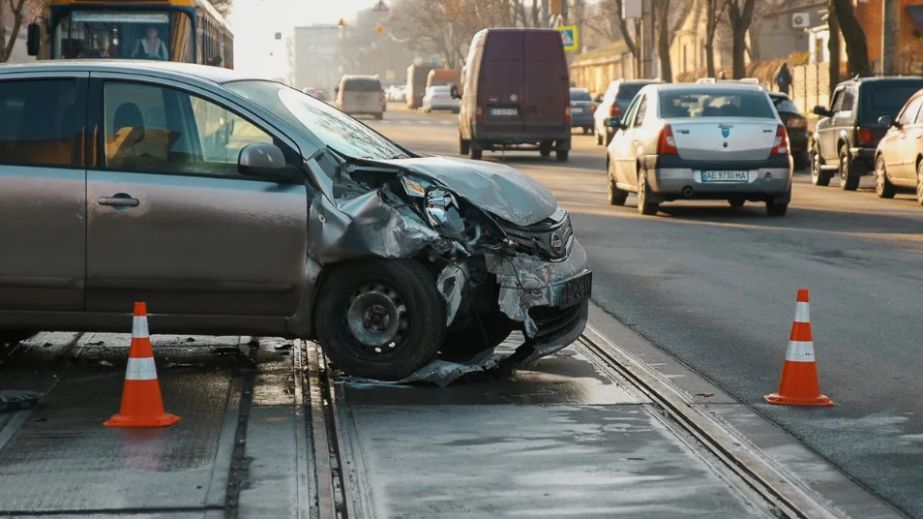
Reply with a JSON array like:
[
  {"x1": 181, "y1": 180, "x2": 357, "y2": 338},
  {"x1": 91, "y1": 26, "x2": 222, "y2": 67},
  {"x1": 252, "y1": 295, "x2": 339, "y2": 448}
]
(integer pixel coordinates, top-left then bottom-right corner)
[
  {"x1": 570, "y1": 89, "x2": 591, "y2": 101},
  {"x1": 342, "y1": 78, "x2": 382, "y2": 92},
  {"x1": 772, "y1": 97, "x2": 800, "y2": 114},
  {"x1": 659, "y1": 89, "x2": 775, "y2": 119}
]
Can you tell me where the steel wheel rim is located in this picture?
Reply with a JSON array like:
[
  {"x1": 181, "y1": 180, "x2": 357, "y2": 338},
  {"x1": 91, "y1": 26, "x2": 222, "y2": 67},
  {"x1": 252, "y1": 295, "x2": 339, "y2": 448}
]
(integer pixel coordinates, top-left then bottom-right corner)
[
  {"x1": 346, "y1": 283, "x2": 408, "y2": 353},
  {"x1": 918, "y1": 166, "x2": 923, "y2": 203},
  {"x1": 876, "y1": 158, "x2": 886, "y2": 194},
  {"x1": 840, "y1": 152, "x2": 848, "y2": 181}
]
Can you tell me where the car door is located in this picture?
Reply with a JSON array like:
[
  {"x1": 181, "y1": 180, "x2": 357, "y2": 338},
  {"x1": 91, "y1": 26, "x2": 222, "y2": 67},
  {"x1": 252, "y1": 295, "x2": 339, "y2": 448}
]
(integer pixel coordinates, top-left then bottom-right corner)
[
  {"x1": 832, "y1": 87, "x2": 857, "y2": 155},
  {"x1": 885, "y1": 95, "x2": 923, "y2": 180},
  {"x1": 85, "y1": 76, "x2": 308, "y2": 316},
  {"x1": 612, "y1": 95, "x2": 646, "y2": 187},
  {"x1": 0, "y1": 73, "x2": 87, "y2": 311},
  {"x1": 816, "y1": 87, "x2": 843, "y2": 162}
]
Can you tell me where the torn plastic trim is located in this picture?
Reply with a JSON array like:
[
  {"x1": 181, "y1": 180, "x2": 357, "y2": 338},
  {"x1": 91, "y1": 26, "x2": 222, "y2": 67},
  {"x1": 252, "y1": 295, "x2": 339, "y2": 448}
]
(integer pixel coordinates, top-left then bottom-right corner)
[
  {"x1": 484, "y1": 240, "x2": 589, "y2": 338},
  {"x1": 436, "y1": 262, "x2": 469, "y2": 326}
]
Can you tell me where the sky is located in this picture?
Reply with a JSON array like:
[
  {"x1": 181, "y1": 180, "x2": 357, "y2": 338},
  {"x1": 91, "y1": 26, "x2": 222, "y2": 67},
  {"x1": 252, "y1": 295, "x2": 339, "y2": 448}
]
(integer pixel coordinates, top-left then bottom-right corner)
[{"x1": 229, "y1": 0, "x2": 380, "y2": 79}]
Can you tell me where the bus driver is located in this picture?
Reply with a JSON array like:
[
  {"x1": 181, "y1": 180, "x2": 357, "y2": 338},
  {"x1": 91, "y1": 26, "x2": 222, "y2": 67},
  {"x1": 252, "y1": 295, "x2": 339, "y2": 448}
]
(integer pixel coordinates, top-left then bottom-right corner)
[{"x1": 132, "y1": 27, "x2": 168, "y2": 60}]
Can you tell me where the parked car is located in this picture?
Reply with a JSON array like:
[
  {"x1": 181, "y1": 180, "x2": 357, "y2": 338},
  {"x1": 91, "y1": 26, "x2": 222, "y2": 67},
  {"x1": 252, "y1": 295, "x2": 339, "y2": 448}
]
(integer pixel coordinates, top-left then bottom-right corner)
[
  {"x1": 768, "y1": 92, "x2": 808, "y2": 169},
  {"x1": 0, "y1": 61, "x2": 591, "y2": 380},
  {"x1": 336, "y1": 75, "x2": 386, "y2": 119},
  {"x1": 593, "y1": 80, "x2": 659, "y2": 146},
  {"x1": 458, "y1": 28, "x2": 571, "y2": 161},
  {"x1": 811, "y1": 76, "x2": 923, "y2": 189},
  {"x1": 422, "y1": 85, "x2": 460, "y2": 113},
  {"x1": 302, "y1": 87, "x2": 328, "y2": 103},
  {"x1": 605, "y1": 83, "x2": 792, "y2": 216},
  {"x1": 569, "y1": 87, "x2": 595, "y2": 134},
  {"x1": 873, "y1": 88, "x2": 923, "y2": 204}
]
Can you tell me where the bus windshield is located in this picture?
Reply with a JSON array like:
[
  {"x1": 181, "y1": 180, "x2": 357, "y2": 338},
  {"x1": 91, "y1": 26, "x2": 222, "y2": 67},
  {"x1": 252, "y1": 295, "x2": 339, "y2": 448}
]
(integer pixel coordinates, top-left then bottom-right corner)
[{"x1": 53, "y1": 11, "x2": 193, "y2": 61}]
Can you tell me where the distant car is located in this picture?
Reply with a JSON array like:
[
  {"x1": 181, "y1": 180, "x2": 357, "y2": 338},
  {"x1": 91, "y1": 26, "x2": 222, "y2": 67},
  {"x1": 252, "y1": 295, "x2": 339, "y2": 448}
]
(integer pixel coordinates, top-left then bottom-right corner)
[
  {"x1": 593, "y1": 80, "x2": 659, "y2": 146},
  {"x1": 811, "y1": 76, "x2": 923, "y2": 189},
  {"x1": 569, "y1": 88, "x2": 595, "y2": 134},
  {"x1": 605, "y1": 83, "x2": 792, "y2": 216},
  {"x1": 873, "y1": 88, "x2": 923, "y2": 204},
  {"x1": 336, "y1": 75, "x2": 386, "y2": 119},
  {"x1": 302, "y1": 87, "x2": 328, "y2": 103},
  {"x1": 768, "y1": 92, "x2": 808, "y2": 169},
  {"x1": 422, "y1": 85, "x2": 460, "y2": 113},
  {"x1": 386, "y1": 84, "x2": 407, "y2": 103},
  {"x1": 458, "y1": 28, "x2": 571, "y2": 161}
]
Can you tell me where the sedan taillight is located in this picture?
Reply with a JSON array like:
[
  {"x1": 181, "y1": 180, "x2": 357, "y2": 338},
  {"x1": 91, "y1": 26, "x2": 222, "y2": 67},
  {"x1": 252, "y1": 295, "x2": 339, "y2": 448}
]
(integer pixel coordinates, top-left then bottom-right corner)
[
  {"x1": 772, "y1": 125, "x2": 789, "y2": 155},
  {"x1": 657, "y1": 124, "x2": 678, "y2": 155}
]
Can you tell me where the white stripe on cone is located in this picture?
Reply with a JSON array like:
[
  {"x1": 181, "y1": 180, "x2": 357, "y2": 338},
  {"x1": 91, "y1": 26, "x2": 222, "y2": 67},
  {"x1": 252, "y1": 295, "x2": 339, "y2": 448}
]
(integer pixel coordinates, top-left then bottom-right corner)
[
  {"x1": 793, "y1": 302, "x2": 810, "y2": 323},
  {"x1": 125, "y1": 357, "x2": 158, "y2": 381},
  {"x1": 785, "y1": 340, "x2": 816, "y2": 362},
  {"x1": 132, "y1": 316, "x2": 149, "y2": 338}
]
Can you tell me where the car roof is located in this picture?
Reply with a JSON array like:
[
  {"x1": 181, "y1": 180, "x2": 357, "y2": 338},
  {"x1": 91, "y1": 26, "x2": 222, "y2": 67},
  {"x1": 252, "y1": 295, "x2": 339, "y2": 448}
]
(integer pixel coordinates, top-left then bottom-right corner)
[
  {"x1": 0, "y1": 60, "x2": 249, "y2": 85},
  {"x1": 842, "y1": 76, "x2": 923, "y2": 86},
  {"x1": 653, "y1": 82, "x2": 767, "y2": 92}
]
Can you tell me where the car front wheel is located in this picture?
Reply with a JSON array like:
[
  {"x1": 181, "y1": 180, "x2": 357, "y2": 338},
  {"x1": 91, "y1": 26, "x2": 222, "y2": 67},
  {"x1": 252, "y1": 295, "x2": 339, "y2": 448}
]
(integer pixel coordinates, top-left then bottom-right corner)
[
  {"x1": 315, "y1": 260, "x2": 445, "y2": 380},
  {"x1": 607, "y1": 171, "x2": 628, "y2": 206},
  {"x1": 811, "y1": 146, "x2": 832, "y2": 186}
]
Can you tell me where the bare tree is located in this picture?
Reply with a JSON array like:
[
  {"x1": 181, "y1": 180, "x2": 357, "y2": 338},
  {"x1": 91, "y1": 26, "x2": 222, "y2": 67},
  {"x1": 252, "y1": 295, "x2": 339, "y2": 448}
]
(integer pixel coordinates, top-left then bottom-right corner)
[
  {"x1": 704, "y1": 0, "x2": 728, "y2": 78},
  {"x1": 726, "y1": 0, "x2": 754, "y2": 78},
  {"x1": 0, "y1": 0, "x2": 30, "y2": 62},
  {"x1": 827, "y1": 0, "x2": 840, "y2": 94},
  {"x1": 829, "y1": 0, "x2": 869, "y2": 77}
]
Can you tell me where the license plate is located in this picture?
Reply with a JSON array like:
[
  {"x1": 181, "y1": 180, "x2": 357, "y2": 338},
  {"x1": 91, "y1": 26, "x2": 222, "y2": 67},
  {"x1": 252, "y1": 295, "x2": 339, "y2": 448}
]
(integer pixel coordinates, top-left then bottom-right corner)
[
  {"x1": 490, "y1": 107, "x2": 518, "y2": 116},
  {"x1": 572, "y1": 107, "x2": 584, "y2": 113},
  {"x1": 700, "y1": 170, "x2": 749, "y2": 183},
  {"x1": 559, "y1": 272, "x2": 592, "y2": 308}
]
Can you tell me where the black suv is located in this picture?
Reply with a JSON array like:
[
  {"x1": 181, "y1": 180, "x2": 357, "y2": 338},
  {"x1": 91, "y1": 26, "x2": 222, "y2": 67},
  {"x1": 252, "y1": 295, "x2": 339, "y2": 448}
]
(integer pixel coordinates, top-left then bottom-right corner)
[{"x1": 811, "y1": 77, "x2": 923, "y2": 189}]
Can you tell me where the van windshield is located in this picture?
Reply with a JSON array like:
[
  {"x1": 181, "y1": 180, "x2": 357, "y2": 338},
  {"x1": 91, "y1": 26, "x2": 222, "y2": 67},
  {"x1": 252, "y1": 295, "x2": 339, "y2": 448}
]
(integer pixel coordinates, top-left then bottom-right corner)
[
  {"x1": 227, "y1": 81, "x2": 406, "y2": 161},
  {"x1": 343, "y1": 78, "x2": 382, "y2": 92}
]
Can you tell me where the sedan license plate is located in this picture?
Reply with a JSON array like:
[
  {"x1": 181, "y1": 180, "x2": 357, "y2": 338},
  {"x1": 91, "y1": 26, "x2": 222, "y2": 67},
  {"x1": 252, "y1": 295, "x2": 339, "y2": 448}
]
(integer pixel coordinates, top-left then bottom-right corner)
[
  {"x1": 490, "y1": 107, "x2": 518, "y2": 116},
  {"x1": 559, "y1": 272, "x2": 592, "y2": 308},
  {"x1": 700, "y1": 170, "x2": 749, "y2": 183}
]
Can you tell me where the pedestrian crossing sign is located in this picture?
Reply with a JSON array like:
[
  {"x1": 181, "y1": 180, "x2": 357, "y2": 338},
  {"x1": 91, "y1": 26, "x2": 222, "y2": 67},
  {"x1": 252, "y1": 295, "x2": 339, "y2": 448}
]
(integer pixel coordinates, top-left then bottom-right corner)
[{"x1": 557, "y1": 25, "x2": 579, "y2": 52}]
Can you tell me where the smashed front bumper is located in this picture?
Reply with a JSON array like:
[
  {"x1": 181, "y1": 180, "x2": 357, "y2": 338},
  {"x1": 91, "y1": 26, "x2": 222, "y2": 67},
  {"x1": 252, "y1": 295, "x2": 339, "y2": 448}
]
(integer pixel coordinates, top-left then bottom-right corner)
[{"x1": 485, "y1": 239, "x2": 591, "y2": 363}]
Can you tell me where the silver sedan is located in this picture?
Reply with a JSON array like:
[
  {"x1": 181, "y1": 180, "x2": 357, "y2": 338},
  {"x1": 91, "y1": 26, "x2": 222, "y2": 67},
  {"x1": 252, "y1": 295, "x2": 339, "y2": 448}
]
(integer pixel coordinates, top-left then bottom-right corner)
[{"x1": 605, "y1": 83, "x2": 793, "y2": 216}]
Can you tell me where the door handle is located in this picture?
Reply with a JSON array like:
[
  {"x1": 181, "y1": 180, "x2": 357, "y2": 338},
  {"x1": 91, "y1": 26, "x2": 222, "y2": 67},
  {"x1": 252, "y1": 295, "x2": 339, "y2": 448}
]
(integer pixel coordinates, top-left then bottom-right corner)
[{"x1": 97, "y1": 194, "x2": 139, "y2": 208}]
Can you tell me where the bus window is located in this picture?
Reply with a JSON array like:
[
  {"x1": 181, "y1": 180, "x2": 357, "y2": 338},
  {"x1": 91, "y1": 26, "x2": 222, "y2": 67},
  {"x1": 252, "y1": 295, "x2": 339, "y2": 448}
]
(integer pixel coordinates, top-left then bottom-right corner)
[{"x1": 53, "y1": 11, "x2": 193, "y2": 61}]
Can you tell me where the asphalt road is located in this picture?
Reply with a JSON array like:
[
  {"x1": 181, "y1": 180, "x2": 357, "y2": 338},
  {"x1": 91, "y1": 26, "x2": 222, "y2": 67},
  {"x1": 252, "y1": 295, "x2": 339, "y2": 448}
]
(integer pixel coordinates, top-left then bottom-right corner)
[{"x1": 370, "y1": 103, "x2": 923, "y2": 517}]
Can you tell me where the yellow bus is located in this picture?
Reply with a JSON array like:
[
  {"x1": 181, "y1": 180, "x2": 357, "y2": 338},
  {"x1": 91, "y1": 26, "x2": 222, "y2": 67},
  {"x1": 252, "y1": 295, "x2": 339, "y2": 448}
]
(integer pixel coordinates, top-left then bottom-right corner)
[{"x1": 27, "y1": 0, "x2": 233, "y2": 68}]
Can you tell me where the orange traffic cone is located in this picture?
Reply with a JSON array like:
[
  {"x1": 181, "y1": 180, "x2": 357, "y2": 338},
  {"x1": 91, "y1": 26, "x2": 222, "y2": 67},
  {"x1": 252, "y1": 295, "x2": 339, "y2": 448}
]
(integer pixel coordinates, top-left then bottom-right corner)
[
  {"x1": 104, "y1": 302, "x2": 181, "y2": 428},
  {"x1": 764, "y1": 289, "x2": 833, "y2": 407}
]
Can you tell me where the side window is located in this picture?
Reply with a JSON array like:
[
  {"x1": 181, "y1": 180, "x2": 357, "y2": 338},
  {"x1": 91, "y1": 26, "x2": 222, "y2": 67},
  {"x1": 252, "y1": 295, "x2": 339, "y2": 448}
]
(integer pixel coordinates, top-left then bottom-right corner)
[
  {"x1": 901, "y1": 96, "x2": 923, "y2": 125},
  {"x1": 620, "y1": 96, "x2": 640, "y2": 127},
  {"x1": 103, "y1": 81, "x2": 276, "y2": 177},
  {"x1": 0, "y1": 79, "x2": 77, "y2": 167},
  {"x1": 632, "y1": 96, "x2": 647, "y2": 127},
  {"x1": 830, "y1": 89, "x2": 843, "y2": 113},
  {"x1": 840, "y1": 88, "x2": 856, "y2": 113}
]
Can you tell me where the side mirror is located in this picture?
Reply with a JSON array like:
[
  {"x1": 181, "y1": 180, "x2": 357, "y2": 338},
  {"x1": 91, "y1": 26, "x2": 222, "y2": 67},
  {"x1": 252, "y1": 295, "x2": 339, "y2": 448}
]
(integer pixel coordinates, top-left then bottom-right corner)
[
  {"x1": 27, "y1": 23, "x2": 41, "y2": 56},
  {"x1": 238, "y1": 143, "x2": 292, "y2": 180},
  {"x1": 450, "y1": 84, "x2": 460, "y2": 99},
  {"x1": 812, "y1": 105, "x2": 831, "y2": 118},
  {"x1": 607, "y1": 117, "x2": 622, "y2": 129},
  {"x1": 878, "y1": 115, "x2": 896, "y2": 128}
]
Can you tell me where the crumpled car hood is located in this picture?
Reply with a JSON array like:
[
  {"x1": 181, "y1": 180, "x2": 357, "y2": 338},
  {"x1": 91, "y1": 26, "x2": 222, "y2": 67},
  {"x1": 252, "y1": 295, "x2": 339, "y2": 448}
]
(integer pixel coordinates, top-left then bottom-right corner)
[{"x1": 380, "y1": 156, "x2": 558, "y2": 226}]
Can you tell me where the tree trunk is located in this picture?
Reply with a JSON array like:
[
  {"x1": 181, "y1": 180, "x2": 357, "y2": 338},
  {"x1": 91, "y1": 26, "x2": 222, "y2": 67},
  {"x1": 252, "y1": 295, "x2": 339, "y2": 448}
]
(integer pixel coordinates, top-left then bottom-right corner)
[
  {"x1": 830, "y1": 0, "x2": 870, "y2": 76},
  {"x1": 727, "y1": 0, "x2": 755, "y2": 79},
  {"x1": 828, "y1": 0, "x2": 841, "y2": 96},
  {"x1": 655, "y1": 0, "x2": 672, "y2": 82},
  {"x1": 705, "y1": 40, "x2": 716, "y2": 78},
  {"x1": 704, "y1": 0, "x2": 726, "y2": 79}
]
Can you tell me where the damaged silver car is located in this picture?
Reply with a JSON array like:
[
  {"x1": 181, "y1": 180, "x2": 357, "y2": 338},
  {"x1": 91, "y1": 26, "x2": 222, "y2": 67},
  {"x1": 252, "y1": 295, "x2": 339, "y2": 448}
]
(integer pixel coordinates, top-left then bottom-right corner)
[{"x1": 0, "y1": 62, "x2": 591, "y2": 380}]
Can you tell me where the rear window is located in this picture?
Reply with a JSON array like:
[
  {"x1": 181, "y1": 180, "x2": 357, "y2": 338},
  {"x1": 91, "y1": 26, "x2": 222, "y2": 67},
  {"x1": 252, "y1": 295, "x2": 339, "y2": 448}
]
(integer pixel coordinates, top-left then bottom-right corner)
[
  {"x1": 343, "y1": 78, "x2": 382, "y2": 92},
  {"x1": 859, "y1": 82, "x2": 923, "y2": 123},
  {"x1": 659, "y1": 89, "x2": 776, "y2": 119},
  {"x1": 570, "y1": 89, "x2": 591, "y2": 101},
  {"x1": 771, "y1": 97, "x2": 799, "y2": 114}
]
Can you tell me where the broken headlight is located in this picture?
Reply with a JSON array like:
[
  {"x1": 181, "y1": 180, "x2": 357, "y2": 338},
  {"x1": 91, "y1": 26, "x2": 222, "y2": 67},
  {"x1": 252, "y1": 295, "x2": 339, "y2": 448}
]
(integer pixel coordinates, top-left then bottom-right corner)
[{"x1": 424, "y1": 189, "x2": 466, "y2": 240}]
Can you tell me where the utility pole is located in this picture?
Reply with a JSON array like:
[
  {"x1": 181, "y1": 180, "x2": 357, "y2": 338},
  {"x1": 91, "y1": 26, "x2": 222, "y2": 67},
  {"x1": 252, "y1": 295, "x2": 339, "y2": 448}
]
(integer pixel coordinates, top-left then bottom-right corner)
[{"x1": 882, "y1": 0, "x2": 899, "y2": 75}]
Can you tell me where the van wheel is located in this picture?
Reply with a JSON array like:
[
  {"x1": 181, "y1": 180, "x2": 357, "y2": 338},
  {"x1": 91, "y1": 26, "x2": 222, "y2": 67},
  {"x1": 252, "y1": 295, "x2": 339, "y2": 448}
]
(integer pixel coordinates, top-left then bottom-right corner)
[
  {"x1": 459, "y1": 136, "x2": 470, "y2": 155},
  {"x1": 315, "y1": 260, "x2": 445, "y2": 380},
  {"x1": 469, "y1": 142, "x2": 483, "y2": 160},
  {"x1": 555, "y1": 149, "x2": 569, "y2": 162},
  {"x1": 539, "y1": 142, "x2": 552, "y2": 157},
  {"x1": 374, "y1": 113, "x2": 383, "y2": 120}
]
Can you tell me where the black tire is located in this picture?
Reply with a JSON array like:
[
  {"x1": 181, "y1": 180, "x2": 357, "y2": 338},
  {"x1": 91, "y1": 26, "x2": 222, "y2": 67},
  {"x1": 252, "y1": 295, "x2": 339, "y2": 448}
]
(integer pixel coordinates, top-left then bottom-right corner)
[
  {"x1": 555, "y1": 149, "x2": 569, "y2": 162},
  {"x1": 459, "y1": 135, "x2": 470, "y2": 155},
  {"x1": 637, "y1": 171, "x2": 659, "y2": 216},
  {"x1": 0, "y1": 330, "x2": 34, "y2": 346},
  {"x1": 839, "y1": 146, "x2": 860, "y2": 191},
  {"x1": 374, "y1": 113, "x2": 383, "y2": 120},
  {"x1": 875, "y1": 155, "x2": 896, "y2": 199},
  {"x1": 539, "y1": 142, "x2": 552, "y2": 157},
  {"x1": 581, "y1": 127, "x2": 589, "y2": 135},
  {"x1": 469, "y1": 142, "x2": 483, "y2": 160},
  {"x1": 728, "y1": 199, "x2": 746, "y2": 208},
  {"x1": 917, "y1": 161, "x2": 923, "y2": 206},
  {"x1": 607, "y1": 170, "x2": 628, "y2": 206},
  {"x1": 766, "y1": 201, "x2": 788, "y2": 216},
  {"x1": 588, "y1": 126, "x2": 595, "y2": 136},
  {"x1": 811, "y1": 148, "x2": 833, "y2": 186},
  {"x1": 596, "y1": 132, "x2": 603, "y2": 146},
  {"x1": 441, "y1": 311, "x2": 514, "y2": 361},
  {"x1": 314, "y1": 260, "x2": 445, "y2": 380}
]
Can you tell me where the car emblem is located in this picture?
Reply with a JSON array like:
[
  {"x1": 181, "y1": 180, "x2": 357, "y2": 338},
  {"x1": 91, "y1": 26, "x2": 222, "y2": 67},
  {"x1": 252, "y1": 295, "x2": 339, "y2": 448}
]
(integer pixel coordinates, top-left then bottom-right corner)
[
  {"x1": 550, "y1": 233, "x2": 564, "y2": 255},
  {"x1": 721, "y1": 127, "x2": 730, "y2": 138}
]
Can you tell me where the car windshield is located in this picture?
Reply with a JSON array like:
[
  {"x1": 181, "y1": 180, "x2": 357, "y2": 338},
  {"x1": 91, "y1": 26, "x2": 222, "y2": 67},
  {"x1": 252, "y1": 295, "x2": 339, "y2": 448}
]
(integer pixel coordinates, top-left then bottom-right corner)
[
  {"x1": 771, "y1": 97, "x2": 800, "y2": 114},
  {"x1": 859, "y1": 82, "x2": 923, "y2": 123},
  {"x1": 570, "y1": 89, "x2": 591, "y2": 101},
  {"x1": 227, "y1": 80, "x2": 406, "y2": 160},
  {"x1": 659, "y1": 89, "x2": 776, "y2": 119},
  {"x1": 342, "y1": 78, "x2": 382, "y2": 92}
]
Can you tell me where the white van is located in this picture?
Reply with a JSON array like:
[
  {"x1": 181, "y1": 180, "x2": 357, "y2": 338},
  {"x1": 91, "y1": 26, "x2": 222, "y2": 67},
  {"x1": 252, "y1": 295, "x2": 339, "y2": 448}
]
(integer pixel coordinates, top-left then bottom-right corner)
[{"x1": 336, "y1": 75, "x2": 385, "y2": 119}]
